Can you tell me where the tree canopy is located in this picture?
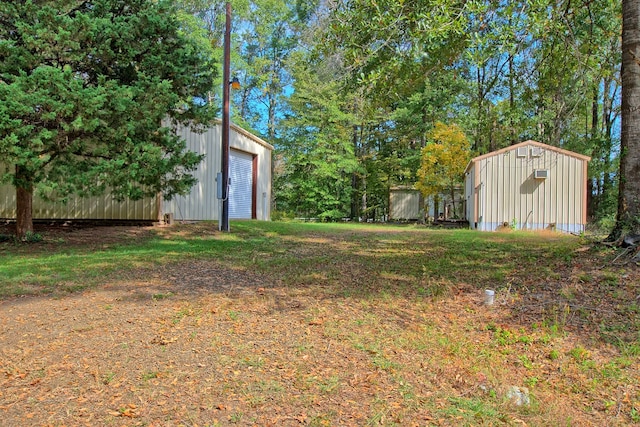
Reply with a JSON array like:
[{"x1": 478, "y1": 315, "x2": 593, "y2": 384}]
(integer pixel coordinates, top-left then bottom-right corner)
[
  {"x1": 2, "y1": 0, "x2": 633, "y2": 232},
  {"x1": 0, "y1": 0, "x2": 215, "y2": 236},
  {"x1": 258, "y1": 0, "x2": 623, "y2": 225}
]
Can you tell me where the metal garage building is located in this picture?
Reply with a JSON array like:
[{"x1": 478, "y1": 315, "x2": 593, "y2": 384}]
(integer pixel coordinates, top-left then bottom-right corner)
[
  {"x1": 0, "y1": 121, "x2": 273, "y2": 223},
  {"x1": 163, "y1": 122, "x2": 273, "y2": 222}
]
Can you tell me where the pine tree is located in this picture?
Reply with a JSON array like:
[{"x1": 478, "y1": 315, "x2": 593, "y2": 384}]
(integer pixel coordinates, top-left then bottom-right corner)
[{"x1": 0, "y1": 0, "x2": 215, "y2": 237}]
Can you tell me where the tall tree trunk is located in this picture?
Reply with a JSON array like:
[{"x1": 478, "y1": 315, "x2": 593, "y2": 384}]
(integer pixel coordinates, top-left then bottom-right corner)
[
  {"x1": 350, "y1": 124, "x2": 360, "y2": 219},
  {"x1": 509, "y1": 53, "x2": 516, "y2": 145},
  {"x1": 15, "y1": 165, "x2": 34, "y2": 238},
  {"x1": 475, "y1": 66, "x2": 484, "y2": 152},
  {"x1": 588, "y1": 84, "x2": 599, "y2": 219},
  {"x1": 613, "y1": 0, "x2": 640, "y2": 238}
]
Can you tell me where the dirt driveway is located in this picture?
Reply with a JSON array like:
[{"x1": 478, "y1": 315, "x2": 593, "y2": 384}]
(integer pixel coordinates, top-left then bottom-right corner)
[{"x1": 1, "y1": 223, "x2": 638, "y2": 426}]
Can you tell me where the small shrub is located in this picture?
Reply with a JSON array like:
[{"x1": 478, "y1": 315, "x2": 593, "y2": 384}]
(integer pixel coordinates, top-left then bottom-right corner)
[
  {"x1": 141, "y1": 371, "x2": 158, "y2": 381},
  {"x1": 0, "y1": 232, "x2": 43, "y2": 243},
  {"x1": 525, "y1": 376, "x2": 539, "y2": 387},
  {"x1": 419, "y1": 277, "x2": 451, "y2": 299},
  {"x1": 519, "y1": 355, "x2": 534, "y2": 369},
  {"x1": 318, "y1": 209, "x2": 345, "y2": 222},
  {"x1": 22, "y1": 231, "x2": 44, "y2": 243},
  {"x1": 594, "y1": 213, "x2": 616, "y2": 234},
  {"x1": 152, "y1": 292, "x2": 174, "y2": 301},
  {"x1": 271, "y1": 210, "x2": 295, "y2": 221},
  {"x1": 569, "y1": 345, "x2": 590, "y2": 361}
]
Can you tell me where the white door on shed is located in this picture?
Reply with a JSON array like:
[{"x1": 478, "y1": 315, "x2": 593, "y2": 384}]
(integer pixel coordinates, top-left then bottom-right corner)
[{"x1": 229, "y1": 149, "x2": 254, "y2": 219}]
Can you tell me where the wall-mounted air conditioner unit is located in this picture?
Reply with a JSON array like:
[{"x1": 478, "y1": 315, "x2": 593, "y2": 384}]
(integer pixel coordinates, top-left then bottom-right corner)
[
  {"x1": 516, "y1": 147, "x2": 528, "y2": 157},
  {"x1": 530, "y1": 147, "x2": 543, "y2": 157},
  {"x1": 534, "y1": 169, "x2": 549, "y2": 179}
]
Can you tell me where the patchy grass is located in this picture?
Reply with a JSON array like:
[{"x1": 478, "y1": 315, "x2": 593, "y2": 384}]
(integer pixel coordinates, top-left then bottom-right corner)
[
  {"x1": 0, "y1": 221, "x2": 579, "y2": 298},
  {"x1": 0, "y1": 221, "x2": 638, "y2": 426}
]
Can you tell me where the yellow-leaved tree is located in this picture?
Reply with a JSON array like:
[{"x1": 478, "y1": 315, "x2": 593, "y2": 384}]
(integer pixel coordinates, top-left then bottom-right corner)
[{"x1": 416, "y1": 122, "x2": 471, "y2": 218}]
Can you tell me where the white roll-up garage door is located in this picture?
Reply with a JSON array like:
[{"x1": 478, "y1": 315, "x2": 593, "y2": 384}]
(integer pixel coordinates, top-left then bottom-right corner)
[{"x1": 229, "y1": 150, "x2": 254, "y2": 219}]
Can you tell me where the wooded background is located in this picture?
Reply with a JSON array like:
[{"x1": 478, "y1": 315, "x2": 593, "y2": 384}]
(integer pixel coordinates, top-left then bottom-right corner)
[
  {"x1": 190, "y1": 0, "x2": 621, "y2": 227},
  {"x1": 0, "y1": 0, "x2": 629, "y2": 233}
]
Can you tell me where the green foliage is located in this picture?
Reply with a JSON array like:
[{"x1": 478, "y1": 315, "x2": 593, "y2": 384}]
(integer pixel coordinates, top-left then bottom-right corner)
[
  {"x1": 275, "y1": 51, "x2": 360, "y2": 219},
  {"x1": 230, "y1": 0, "x2": 302, "y2": 138},
  {"x1": 21, "y1": 231, "x2": 44, "y2": 244},
  {"x1": 212, "y1": 1, "x2": 622, "y2": 226},
  {"x1": 184, "y1": 0, "x2": 309, "y2": 139},
  {"x1": 0, "y1": 231, "x2": 43, "y2": 244},
  {"x1": 324, "y1": 0, "x2": 472, "y2": 99},
  {"x1": 303, "y1": 0, "x2": 620, "y2": 225},
  {"x1": 0, "y1": 0, "x2": 216, "y2": 224},
  {"x1": 270, "y1": 210, "x2": 295, "y2": 221}
]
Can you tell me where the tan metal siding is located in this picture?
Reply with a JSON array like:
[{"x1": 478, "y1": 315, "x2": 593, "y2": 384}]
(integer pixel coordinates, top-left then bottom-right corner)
[
  {"x1": 465, "y1": 170, "x2": 475, "y2": 226},
  {"x1": 0, "y1": 183, "x2": 15, "y2": 218},
  {"x1": 1, "y1": 123, "x2": 272, "y2": 222},
  {"x1": 0, "y1": 182, "x2": 158, "y2": 220},
  {"x1": 389, "y1": 190, "x2": 422, "y2": 220},
  {"x1": 163, "y1": 125, "x2": 221, "y2": 221}
]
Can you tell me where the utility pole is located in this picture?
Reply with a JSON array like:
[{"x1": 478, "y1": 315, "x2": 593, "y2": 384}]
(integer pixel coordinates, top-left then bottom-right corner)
[{"x1": 220, "y1": 2, "x2": 231, "y2": 232}]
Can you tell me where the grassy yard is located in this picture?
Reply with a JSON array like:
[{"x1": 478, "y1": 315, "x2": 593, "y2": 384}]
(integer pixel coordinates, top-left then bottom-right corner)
[{"x1": 0, "y1": 221, "x2": 638, "y2": 426}]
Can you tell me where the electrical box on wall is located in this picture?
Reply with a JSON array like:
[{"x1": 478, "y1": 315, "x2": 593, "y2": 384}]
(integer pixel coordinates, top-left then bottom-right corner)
[{"x1": 216, "y1": 172, "x2": 223, "y2": 199}]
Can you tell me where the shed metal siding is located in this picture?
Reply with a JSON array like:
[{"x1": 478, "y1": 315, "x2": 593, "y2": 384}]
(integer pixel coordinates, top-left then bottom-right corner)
[
  {"x1": 0, "y1": 183, "x2": 158, "y2": 220},
  {"x1": 163, "y1": 124, "x2": 221, "y2": 221},
  {"x1": 465, "y1": 141, "x2": 589, "y2": 233},
  {"x1": 389, "y1": 190, "x2": 422, "y2": 220},
  {"x1": 465, "y1": 171, "x2": 474, "y2": 225}
]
